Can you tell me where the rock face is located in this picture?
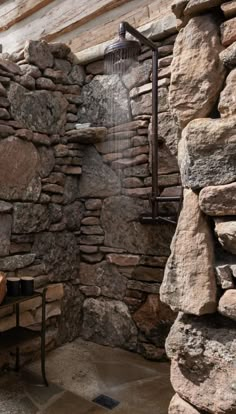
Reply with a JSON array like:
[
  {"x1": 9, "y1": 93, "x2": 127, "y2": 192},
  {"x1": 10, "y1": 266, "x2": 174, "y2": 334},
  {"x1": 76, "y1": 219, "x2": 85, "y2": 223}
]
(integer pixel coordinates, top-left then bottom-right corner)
[
  {"x1": 218, "y1": 68, "x2": 236, "y2": 117},
  {"x1": 32, "y1": 232, "x2": 79, "y2": 281},
  {"x1": 214, "y1": 218, "x2": 236, "y2": 254},
  {"x1": 78, "y1": 146, "x2": 121, "y2": 198},
  {"x1": 178, "y1": 117, "x2": 236, "y2": 189},
  {"x1": 220, "y1": 41, "x2": 236, "y2": 68},
  {"x1": 169, "y1": 394, "x2": 201, "y2": 414},
  {"x1": 218, "y1": 290, "x2": 236, "y2": 321},
  {"x1": 0, "y1": 215, "x2": 12, "y2": 257},
  {"x1": 166, "y1": 313, "x2": 236, "y2": 413},
  {"x1": 12, "y1": 203, "x2": 50, "y2": 233},
  {"x1": 199, "y1": 183, "x2": 236, "y2": 216},
  {"x1": 77, "y1": 75, "x2": 131, "y2": 127},
  {"x1": 160, "y1": 189, "x2": 216, "y2": 315},
  {"x1": 24, "y1": 40, "x2": 54, "y2": 70},
  {"x1": 8, "y1": 83, "x2": 68, "y2": 134},
  {"x1": 169, "y1": 15, "x2": 225, "y2": 128},
  {"x1": 0, "y1": 137, "x2": 41, "y2": 201},
  {"x1": 101, "y1": 196, "x2": 174, "y2": 256},
  {"x1": 81, "y1": 298, "x2": 138, "y2": 350}
]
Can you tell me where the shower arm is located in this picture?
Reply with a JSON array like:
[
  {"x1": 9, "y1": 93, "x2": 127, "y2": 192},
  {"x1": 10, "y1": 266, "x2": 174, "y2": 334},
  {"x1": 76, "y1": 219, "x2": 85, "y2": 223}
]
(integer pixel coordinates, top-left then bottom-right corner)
[{"x1": 119, "y1": 22, "x2": 159, "y2": 220}]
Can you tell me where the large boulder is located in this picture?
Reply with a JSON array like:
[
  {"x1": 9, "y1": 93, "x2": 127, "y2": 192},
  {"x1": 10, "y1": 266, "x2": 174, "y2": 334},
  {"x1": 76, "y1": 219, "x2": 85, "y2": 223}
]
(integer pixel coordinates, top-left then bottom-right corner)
[
  {"x1": 81, "y1": 298, "x2": 137, "y2": 351},
  {"x1": 77, "y1": 75, "x2": 131, "y2": 127},
  {"x1": 160, "y1": 189, "x2": 216, "y2": 315},
  {"x1": 199, "y1": 182, "x2": 236, "y2": 216},
  {"x1": 78, "y1": 146, "x2": 121, "y2": 198},
  {"x1": 166, "y1": 313, "x2": 236, "y2": 413},
  {"x1": 178, "y1": 117, "x2": 236, "y2": 189},
  {"x1": 0, "y1": 137, "x2": 41, "y2": 201},
  {"x1": 101, "y1": 196, "x2": 174, "y2": 256},
  {"x1": 169, "y1": 15, "x2": 225, "y2": 128},
  {"x1": 8, "y1": 83, "x2": 68, "y2": 134}
]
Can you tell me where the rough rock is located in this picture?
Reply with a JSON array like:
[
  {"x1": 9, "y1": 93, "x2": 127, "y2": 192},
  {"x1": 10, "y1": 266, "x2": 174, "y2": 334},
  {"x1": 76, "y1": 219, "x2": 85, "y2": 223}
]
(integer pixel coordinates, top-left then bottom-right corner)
[
  {"x1": 81, "y1": 298, "x2": 137, "y2": 350},
  {"x1": 220, "y1": 41, "x2": 236, "y2": 68},
  {"x1": 0, "y1": 137, "x2": 41, "y2": 201},
  {"x1": 158, "y1": 111, "x2": 180, "y2": 155},
  {"x1": 32, "y1": 232, "x2": 79, "y2": 281},
  {"x1": 66, "y1": 127, "x2": 107, "y2": 144},
  {"x1": 169, "y1": 394, "x2": 201, "y2": 414},
  {"x1": 57, "y1": 283, "x2": 84, "y2": 344},
  {"x1": 38, "y1": 146, "x2": 55, "y2": 178},
  {"x1": 178, "y1": 117, "x2": 236, "y2": 189},
  {"x1": 166, "y1": 313, "x2": 236, "y2": 413},
  {"x1": 0, "y1": 215, "x2": 12, "y2": 257},
  {"x1": 214, "y1": 218, "x2": 236, "y2": 254},
  {"x1": 133, "y1": 294, "x2": 175, "y2": 347},
  {"x1": 169, "y1": 16, "x2": 225, "y2": 128},
  {"x1": 0, "y1": 59, "x2": 21, "y2": 75},
  {"x1": 218, "y1": 289, "x2": 236, "y2": 320},
  {"x1": 8, "y1": 83, "x2": 68, "y2": 134},
  {"x1": 216, "y1": 265, "x2": 235, "y2": 289},
  {"x1": 68, "y1": 65, "x2": 85, "y2": 85},
  {"x1": 78, "y1": 146, "x2": 121, "y2": 198},
  {"x1": 221, "y1": 17, "x2": 236, "y2": 46},
  {"x1": 77, "y1": 75, "x2": 131, "y2": 127},
  {"x1": 218, "y1": 68, "x2": 236, "y2": 117},
  {"x1": 12, "y1": 203, "x2": 50, "y2": 233},
  {"x1": 20, "y1": 64, "x2": 41, "y2": 78},
  {"x1": 101, "y1": 196, "x2": 174, "y2": 256},
  {"x1": 199, "y1": 182, "x2": 236, "y2": 216},
  {"x1": 64, "y1": 201, "x2": 84, "y2": 230},
  {"x1": 0, "y1": 254, "x2": 35, "y2": 271},
  {"x1": 24, "y1": 40, "x2": 54, "y2": 70},
  {"x1": 131, "y1": 88, "x2": 168, "y2": 117},
  {"x1": 122, "y1": 60, "x2": 152, "y2": 90},
  {"x1": 160, "y1": 189, "x2": 216, "y2": 315},
  {"x1": 184, "y1": 0, "x2": 223, "y2": 15},
  {"x1": 221, "y1": 0, "x2": 236, "y2": 18},
  {"x1": 171, "y1": 0, "x2": 189, "y2": 18},
  {"x1": 0, "y1": 201, "x2": 12, "y2": 213},
  {"x1": 49, "y1": 43, "x2": 71, "y2": 59}
]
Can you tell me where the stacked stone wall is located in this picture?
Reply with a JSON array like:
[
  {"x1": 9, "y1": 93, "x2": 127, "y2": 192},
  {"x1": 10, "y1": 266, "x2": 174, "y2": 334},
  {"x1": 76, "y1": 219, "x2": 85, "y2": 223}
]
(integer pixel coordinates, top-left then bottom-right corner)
[
  {"x1": 160, "y1": 1, "x2": 236, "y2": 412},
  {"x1": 0, "y1": 26, "x2": 181, "y2": 364}
]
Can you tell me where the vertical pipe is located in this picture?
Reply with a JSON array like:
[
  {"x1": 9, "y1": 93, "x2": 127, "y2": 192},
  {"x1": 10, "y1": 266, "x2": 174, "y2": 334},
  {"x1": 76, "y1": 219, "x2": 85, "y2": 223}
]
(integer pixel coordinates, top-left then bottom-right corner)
[
  {"x1": 152, "y1": 50, "x2": 158, "y2": 219},
  {"x1": 41, "y1": 288, "x2": 48, "y2": 386}
]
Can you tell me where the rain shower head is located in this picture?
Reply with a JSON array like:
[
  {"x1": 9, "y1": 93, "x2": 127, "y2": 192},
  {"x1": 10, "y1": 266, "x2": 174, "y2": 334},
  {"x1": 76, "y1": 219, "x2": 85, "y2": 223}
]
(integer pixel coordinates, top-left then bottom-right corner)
[{"x1": 104, "y1": 36, "x2": 141, "y2": 74}]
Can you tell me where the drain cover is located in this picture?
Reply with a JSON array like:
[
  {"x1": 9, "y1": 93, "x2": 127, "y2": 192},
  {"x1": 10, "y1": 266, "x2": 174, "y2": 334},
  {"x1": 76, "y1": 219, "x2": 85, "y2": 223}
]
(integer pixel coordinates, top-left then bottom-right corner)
[{"x1": 93, "y1": 394, "x2": 120, "y2": 410}]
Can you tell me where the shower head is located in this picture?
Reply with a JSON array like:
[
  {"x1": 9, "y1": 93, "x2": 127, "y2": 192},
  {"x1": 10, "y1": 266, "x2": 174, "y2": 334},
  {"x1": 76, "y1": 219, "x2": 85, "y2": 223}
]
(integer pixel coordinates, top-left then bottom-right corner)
[{"x1": 104, "y1": 36, "x2": 141, "y2": 74}]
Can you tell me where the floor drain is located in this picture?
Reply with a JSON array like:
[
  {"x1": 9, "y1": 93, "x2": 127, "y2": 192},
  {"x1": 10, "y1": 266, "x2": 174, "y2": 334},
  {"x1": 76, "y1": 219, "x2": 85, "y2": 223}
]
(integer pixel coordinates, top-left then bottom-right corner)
[{"x1": 93, "y1": 394, "x2": 120, "y2": 410}]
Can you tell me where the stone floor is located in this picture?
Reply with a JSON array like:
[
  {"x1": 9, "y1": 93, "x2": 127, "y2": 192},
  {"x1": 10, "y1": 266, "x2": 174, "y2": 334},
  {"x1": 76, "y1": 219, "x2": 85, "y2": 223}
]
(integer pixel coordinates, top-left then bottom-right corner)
[{"x1": 0, "y1": 338, "x2": 173, "y2": 414}]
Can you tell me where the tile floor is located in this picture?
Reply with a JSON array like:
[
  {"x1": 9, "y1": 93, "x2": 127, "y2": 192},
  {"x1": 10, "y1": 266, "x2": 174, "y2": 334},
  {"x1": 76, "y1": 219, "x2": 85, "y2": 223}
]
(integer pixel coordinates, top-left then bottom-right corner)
[{"x1": 0, "y1": 338, "x2": 173, "y2": 414}]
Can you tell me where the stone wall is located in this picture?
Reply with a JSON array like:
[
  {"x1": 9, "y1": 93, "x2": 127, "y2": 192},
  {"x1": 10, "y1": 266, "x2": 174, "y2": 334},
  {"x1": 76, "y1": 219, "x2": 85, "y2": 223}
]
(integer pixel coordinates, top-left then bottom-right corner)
[
  {"x1": 0, "y1": 25, "x2": 181, "y2": 363},
  {"x1": 160, "y1": 1, "x2": 236, "y2": 413},
  {"x1": 73, "y1": 32, "x2": 181, "y2": 360}
]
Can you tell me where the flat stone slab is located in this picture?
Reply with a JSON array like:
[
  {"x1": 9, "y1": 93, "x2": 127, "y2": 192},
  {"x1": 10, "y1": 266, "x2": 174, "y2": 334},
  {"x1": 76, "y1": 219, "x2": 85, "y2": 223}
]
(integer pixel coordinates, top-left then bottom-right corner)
[{"x1": 66, "y1": 127, "x2": 107, "y2": 144}]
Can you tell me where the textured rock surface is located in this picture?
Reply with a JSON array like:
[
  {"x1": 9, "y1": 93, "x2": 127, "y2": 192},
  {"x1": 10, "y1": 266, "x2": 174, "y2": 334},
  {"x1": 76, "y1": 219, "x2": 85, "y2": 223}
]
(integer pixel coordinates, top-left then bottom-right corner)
[
  {"x1": 184, "y1": 0, "x2": 223, "y2": 15},
  {"x1": 169, "y1": 394, "x2": 201, "y2": 414},
  {"x1": 79, "y1": 146, "x2": 121, "y2": 198},
  {"x1": 221, "y1": 17, "x2": 236, "y2": 46},
  {"x1": 214, "y1": 218, "x2": 236, "y2": 254},
  {"x1": 32, "y1": 232, "x2": 79, "y2": 281},
  {"x1": 178, "y1": 117, "x2": 236, "y2": 189},
  {"x1": 24, "y1": 40, "x2": 54, "y2": 70},
  {"x1": 122, "y1": 60, "x2": 152, "y2": 90},
  {"x1": 8, "y1": 83, "x2": 68, "y2": 134},
  {"x1": 166, "y1": 313, "x2": 236, "y2": 413},
  {"x1": 218, "y1": 68, "x2": 236, "y2": 117},
  {"x1": 0, "y1": 137, "x2": 41, "y2": 201},
  {"x1": 169, "y1": 15, "x2": 225, "y2": 128},
  {"x1": 220, "y1": 41, "x2": 236, "y2": 68},
  {"x1": 160, "y1": 189, "x2": 216, "y2": 315},
  {"x1": 218, "y1": 289, "x2": 236, "y2": 321},
  {"x1": 199, "y1": 182, "x2": 236, "y2": 216},
  {"x1": 0, "y1": 215, "x2": 12, "y2": 257},
  {"x1": 81, "y1": 298, "x2": 138, "y2": 350},
  {"x1": 101, "y1": 196, "x2": 174, "y2": 256},
  {"x1": 77, "y1": 75, "x2": 131, "y2": 127},
  {"x1": 12, "y1": 203, "x2": 50, "y2": 233}
]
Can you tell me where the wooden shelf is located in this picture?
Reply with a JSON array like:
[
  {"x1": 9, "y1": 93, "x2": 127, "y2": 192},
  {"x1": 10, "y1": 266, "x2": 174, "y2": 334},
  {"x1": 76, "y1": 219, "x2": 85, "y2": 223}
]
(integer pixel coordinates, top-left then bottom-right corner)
[
  {"x1": 0, "y1": 327, "x2": 40, "y2": 351},
  {"x1": 0, "y1": 292, "x2": 42, "y2": 309}
]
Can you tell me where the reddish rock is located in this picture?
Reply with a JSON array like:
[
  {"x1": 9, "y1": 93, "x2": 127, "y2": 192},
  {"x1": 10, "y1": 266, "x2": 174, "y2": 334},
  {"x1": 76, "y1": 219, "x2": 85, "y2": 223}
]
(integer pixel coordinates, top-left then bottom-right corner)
[
  {"x1": 106, "y1": 254, "x2": 139, "y2": 267},
  {"x1": 221, "y1": 17, "x2": 236, "y2": 46}
]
